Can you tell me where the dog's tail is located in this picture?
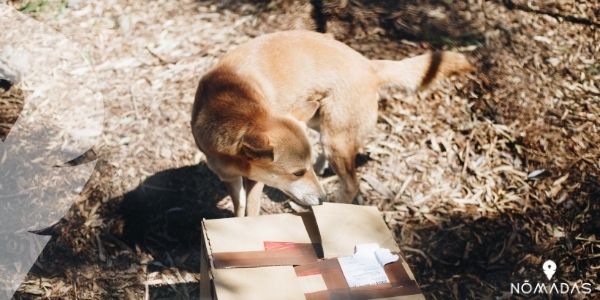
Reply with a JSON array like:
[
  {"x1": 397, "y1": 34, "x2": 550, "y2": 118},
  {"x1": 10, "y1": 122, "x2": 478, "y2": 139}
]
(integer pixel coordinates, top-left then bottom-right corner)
[{"x1": 371, "y1": 51, "x2": 474, "y2": 91}]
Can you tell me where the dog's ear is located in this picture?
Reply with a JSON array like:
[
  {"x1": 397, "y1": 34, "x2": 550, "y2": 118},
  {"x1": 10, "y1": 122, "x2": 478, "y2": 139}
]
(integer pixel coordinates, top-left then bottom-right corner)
[
  {"x1": 290, "y1": 101, "x2": 319, "y2": 122},
  {"x1": 240, "y1": 132, "x2": 274, "y2": 161}
]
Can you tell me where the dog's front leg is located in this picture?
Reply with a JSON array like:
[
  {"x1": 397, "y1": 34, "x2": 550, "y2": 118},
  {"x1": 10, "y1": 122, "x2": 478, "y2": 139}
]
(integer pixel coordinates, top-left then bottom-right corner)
[
  {"x1": 244, "y1": 178, "x2": 264, "y2": 217},
  {"x1": 224, "y1": 176, "x2": 246, "y2": 217}
]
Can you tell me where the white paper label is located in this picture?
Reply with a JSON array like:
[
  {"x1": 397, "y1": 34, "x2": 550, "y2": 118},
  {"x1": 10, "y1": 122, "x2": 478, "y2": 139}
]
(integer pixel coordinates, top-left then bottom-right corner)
[{"x1": 337, "y1": 256, "x2": 390, "y2": 288}]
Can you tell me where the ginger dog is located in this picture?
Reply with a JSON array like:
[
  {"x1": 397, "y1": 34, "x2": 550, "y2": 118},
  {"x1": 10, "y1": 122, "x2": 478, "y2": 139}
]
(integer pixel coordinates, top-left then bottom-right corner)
[{"x1": 191, "y1": 30, "x2": 473, "y2": 217}]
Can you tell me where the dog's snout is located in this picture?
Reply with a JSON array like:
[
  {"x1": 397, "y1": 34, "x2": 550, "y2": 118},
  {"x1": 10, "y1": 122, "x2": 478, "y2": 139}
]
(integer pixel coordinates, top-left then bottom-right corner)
[{"x1": 318, "y1": 193, "x2": 327, "y2": 205}]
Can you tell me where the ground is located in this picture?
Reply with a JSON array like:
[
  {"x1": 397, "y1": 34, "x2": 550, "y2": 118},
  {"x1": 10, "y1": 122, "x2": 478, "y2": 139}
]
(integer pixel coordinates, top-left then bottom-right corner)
[{"x1": 0, "y1": 0, "x2": 598, "y2": 299}]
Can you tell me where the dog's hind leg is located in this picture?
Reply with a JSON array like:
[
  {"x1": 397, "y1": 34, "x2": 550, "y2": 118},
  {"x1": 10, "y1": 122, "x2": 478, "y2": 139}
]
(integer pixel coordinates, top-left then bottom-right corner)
[
  {"x1": 224, "y1": 176, "x2": 246, "y2": 217},
  {"x1": 320, "y1": 86, "x2": 379, "y2": 204},
  {"x1": 244, "y1": 178, "x2": 264, "y2": 216}
]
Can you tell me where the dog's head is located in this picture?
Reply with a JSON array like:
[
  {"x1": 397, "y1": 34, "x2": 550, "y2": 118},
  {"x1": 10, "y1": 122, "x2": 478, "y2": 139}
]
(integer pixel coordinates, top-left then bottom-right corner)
[{"x1": 239, "y1": 101, "x2": 325, "y2": 206}]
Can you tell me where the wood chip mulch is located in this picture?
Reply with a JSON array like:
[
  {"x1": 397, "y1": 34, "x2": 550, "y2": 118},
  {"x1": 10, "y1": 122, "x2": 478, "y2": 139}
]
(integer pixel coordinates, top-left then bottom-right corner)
[{"x1": 1, "y1": 0, "x2": 598, "y2": 299}]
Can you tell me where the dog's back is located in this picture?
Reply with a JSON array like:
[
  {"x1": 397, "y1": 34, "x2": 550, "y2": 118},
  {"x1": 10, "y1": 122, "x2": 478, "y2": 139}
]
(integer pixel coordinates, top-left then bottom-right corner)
[
  {"x1": 195, "y1": 30, "x2": 472, "y2": 135},
  {"x1": 216, "y1": 31, "x2": 376, "y2": 111}
]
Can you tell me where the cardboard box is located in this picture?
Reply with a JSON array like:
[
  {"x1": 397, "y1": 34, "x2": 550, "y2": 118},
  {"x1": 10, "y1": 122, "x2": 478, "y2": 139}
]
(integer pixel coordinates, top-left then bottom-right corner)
[{"x1": 200, "y1": 203, "x2": 424, "y2": 300}]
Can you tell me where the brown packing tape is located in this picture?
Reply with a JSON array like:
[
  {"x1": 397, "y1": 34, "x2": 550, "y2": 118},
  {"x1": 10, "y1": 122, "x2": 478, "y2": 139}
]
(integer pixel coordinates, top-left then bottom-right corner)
[
  {"x1": 212, "y1": 243, "x2": 321, "y2": 268},
  {"x1": 295, "y1": 257, "x2": 423, "y2": 300},
  {"x1": 295, "y1": 258, "x2": 349, "y2": 290}
]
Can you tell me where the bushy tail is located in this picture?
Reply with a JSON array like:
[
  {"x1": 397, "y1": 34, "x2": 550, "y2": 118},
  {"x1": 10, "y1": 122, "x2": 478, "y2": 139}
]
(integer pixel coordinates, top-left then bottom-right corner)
[{"x1": 371, "y1": 51, "x2": 474, "y2": 91}]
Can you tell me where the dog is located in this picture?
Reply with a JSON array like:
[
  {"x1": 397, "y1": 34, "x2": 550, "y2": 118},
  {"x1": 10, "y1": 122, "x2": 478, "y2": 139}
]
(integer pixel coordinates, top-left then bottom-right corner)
[{"x1": 191, "y1": 30, "x2": 473, "y2": 217}]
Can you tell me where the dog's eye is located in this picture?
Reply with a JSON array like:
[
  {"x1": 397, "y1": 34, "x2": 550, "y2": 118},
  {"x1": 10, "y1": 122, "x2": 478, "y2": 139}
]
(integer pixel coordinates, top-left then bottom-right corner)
[{"x1": 292, "y1": 169, "x2": 306, "y2": 177}]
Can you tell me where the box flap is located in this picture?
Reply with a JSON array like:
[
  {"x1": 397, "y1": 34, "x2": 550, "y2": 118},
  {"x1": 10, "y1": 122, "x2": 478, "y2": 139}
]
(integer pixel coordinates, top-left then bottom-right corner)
[
  {"x1": 212, "y1": 266, "x2": 305, "y2": 300},
  {"x1": 313, "y1": 203, "x2": 400, "y2": 258},
  {"x1": 204, "y1": 213, "x2": 312, "y2": 253}
]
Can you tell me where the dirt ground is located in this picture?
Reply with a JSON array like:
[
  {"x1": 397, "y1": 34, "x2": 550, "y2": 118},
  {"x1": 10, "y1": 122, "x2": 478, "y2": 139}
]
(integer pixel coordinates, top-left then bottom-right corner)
[{"x1": 1, "y1": 0, "x2": 598, "y2": 299}]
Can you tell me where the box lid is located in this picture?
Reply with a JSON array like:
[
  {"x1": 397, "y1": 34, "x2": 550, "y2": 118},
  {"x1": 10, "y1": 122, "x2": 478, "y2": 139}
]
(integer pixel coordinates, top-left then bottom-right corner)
[
  {"x1": 313, "y1": 203, "x2": 400, "y2": 258},
  {"x1": 204, "y1": 213, "x2": 311, "y2": 252}
]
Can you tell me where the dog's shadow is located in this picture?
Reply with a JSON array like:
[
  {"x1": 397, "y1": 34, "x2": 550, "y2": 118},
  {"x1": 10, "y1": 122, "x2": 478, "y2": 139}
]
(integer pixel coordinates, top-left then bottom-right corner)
[{"x1": 117, "y1": 163, "x2": 232, "y2": 271}]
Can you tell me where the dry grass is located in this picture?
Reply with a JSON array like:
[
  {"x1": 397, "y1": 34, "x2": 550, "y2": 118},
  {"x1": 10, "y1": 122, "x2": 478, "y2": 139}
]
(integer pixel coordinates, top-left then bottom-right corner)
[{"x1": 0, "y1": 0, "x2": 598, "y2": 299}]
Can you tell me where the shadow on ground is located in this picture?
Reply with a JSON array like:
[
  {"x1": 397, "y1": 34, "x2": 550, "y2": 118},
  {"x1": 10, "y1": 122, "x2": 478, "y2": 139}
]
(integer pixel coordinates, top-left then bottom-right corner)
[
  {"x1": 317, "y1": 0, "x2": 485, "y2": 48},
  {"x1": 11, "y1": 162, "x2": 233, "y2": 299},
  {"x1": 394, "y1": 185, "x2": 600, "y2": 298},
  {"x1": 117, "y1": 163, "x2": 232, "y2": 272}
]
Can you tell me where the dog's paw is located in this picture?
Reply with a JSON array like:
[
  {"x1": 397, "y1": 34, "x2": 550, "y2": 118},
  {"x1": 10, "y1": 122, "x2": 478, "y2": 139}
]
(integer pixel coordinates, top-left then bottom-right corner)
[{"x1": 333, "y1": 191, "x2": 362, "y2": 204}]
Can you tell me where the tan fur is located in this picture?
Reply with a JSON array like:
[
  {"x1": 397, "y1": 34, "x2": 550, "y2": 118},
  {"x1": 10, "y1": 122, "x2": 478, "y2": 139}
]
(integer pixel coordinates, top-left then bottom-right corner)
[{"x1": 191, "y1": 30, "x2": 473, "y2": 216}]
